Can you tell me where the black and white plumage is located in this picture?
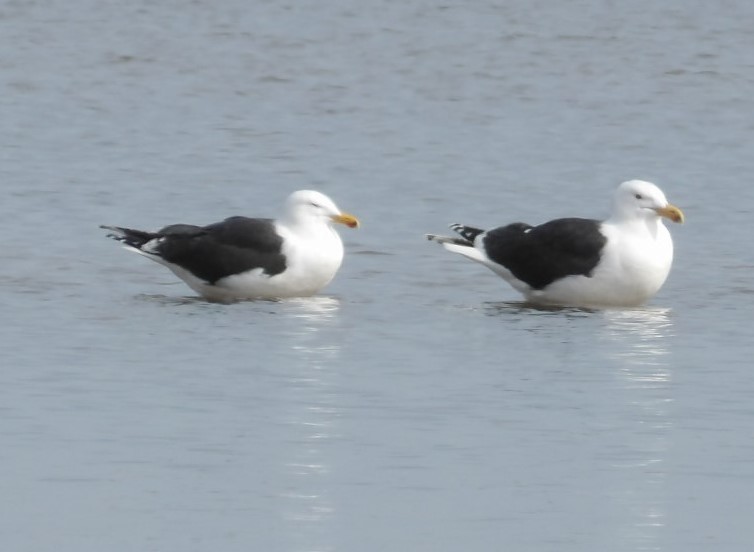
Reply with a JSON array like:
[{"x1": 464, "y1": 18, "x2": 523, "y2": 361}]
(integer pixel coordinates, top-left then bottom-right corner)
[
  {"x1": 102, "y1": 190, "x2": 359, "y2": 302},
  {"x1": 427, "y1": 180, "x2": 685, "y2": 307}
]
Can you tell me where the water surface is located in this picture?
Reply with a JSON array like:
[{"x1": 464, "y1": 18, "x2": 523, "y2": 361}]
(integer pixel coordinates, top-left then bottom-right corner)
[{"x1": 2, "y1": 1, "x2": 754, "y2": 551}]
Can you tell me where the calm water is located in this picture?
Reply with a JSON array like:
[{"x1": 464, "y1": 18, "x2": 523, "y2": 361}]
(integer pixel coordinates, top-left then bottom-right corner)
[{"x1": 2, "y1": 1, "x2": 754, "y2": 550}]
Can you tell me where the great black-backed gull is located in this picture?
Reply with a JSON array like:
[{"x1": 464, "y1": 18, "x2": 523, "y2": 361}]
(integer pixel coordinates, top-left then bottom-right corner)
[
  {"x1": 426, "y1": 180, "x2": 684, "y2": 307},
  {"x1": 102, "y1": 190, "x2": 359, "y2": 302}
]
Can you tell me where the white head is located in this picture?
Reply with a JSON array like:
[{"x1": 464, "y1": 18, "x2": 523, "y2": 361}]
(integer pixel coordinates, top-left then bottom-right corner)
[
  {"x1": 283, "y1": 190, "x2": 360, "y2": 229},
  {"x1": 610, "y1": 180, "x2": 684, "y2": 224}
]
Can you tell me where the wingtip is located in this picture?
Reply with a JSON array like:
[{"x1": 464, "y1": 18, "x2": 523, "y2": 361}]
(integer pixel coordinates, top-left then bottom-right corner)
[
  {"x1": 100, "y1": 225, "x2": 127, "y2": 242},
  {"x1": 426, "y1": 234, "x2": 465, "y2": 246}
]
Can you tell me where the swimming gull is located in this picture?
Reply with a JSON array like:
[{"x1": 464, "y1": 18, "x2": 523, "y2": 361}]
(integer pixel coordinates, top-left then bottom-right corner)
[
  {"x1": 102, "y1": 190, "x2": 359, "y2": 302},
  {"x1": 426, "y1": 180, "x2": 684, "y2": 307}
]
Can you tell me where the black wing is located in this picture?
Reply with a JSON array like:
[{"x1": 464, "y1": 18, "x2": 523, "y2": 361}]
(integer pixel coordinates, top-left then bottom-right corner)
[
  {"x1": 482, "y1": 218, "x2": 606, "y2": 290},
  {"x1": 153, "y1": 217, "x2": 287, "y2": 283}
]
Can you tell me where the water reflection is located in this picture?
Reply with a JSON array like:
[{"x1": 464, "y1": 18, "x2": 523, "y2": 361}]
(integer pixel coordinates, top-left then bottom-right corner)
[
  {"x1": 603, "y1": 307, "x2": 673, "y2": 382},
  {"x1": 482, "y1": 300, "x2": 597, "y2": 319},
  {"x1": 286, "y1": 296, "x2": 342, "y2": 321},
  {"x1": 279, "y1": 296, "x2": 341, "y2": 552},
  {"x1": 483, "y1": 302, "x2": 675, "y2": 549},
  {"x1": 601, "y1": 307, "x2": 674, "y2": 551}
]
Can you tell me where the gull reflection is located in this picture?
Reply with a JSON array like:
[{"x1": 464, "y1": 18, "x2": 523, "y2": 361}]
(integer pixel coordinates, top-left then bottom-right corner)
[
  {"x1": 287, "y1": 296, "x2": 342, "y2": 321},
  {"x1": 279, "y1": 296, "x2": 341, "y2": 552},
  {"x1": 604, "y1": 307, "x2": 673, "y2": 399},
  {"x1": 601, "y1": 306, "x2": 674, "y2": 551}
]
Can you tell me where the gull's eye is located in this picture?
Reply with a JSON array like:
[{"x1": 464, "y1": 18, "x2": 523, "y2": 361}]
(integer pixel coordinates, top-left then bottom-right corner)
[
  {"x1": 309, "y1": 201, "x2": 321, "y2": 208},
  {"x1": 634, "y1": 193, "x2": 643, "y2": 200}
]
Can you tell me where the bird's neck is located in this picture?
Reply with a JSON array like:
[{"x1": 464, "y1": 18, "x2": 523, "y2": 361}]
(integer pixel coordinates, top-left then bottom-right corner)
[
  {"x1": 283, "y1": 216, "x2": 338, "y2": 240},
  {"x1": 608, "y1": 214, "x2": 664, "y2": 239}
]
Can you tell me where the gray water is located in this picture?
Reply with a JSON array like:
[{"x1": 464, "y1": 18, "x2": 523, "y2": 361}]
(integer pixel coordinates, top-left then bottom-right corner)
[{"x1": 2, "y1": 1, "x2": 754, "y2": 550}]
